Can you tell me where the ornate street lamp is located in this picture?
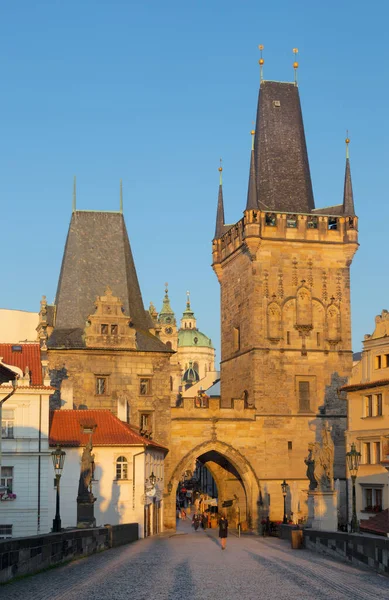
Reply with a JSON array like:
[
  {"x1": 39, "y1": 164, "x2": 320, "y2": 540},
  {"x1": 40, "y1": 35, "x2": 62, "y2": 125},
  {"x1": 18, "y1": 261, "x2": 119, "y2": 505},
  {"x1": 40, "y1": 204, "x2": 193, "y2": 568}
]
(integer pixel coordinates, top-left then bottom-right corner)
[
  {"x1": 346, "y1": 443, "x2": 361, "y2": 532},
  {"x1": 281, "y1": 479, "x2": 288, "y2": 524},
  {"x1": 51, "y1": 445, "x2": 66, "y2": 532}
]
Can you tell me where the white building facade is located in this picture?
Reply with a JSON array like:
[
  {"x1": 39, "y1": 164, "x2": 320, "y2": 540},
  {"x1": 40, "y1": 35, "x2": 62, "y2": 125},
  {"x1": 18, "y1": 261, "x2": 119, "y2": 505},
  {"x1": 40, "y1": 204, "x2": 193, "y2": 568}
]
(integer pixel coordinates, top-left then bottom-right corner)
[{"x1": 49, "y1": 410, "x2": 167, "y2": 538}]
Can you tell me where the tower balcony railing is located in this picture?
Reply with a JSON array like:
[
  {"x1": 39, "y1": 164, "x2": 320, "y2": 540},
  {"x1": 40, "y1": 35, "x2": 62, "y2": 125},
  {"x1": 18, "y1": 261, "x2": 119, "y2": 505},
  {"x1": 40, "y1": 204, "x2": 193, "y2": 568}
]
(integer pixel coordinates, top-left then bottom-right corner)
[{"x1": 213, "y1": 209, "x2": 358, "y2": 261}]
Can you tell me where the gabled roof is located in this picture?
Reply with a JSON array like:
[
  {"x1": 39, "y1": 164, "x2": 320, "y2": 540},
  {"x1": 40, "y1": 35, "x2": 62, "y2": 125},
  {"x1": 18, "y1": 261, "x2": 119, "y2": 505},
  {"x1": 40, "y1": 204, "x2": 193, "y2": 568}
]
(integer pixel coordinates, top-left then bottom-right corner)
[
  {"x1": 254, "y1": 81, "x2": 315, "y2": 214},
  {"x1": 49, "y1": 211, "x2": 169, "y2": 352},
  {"x1": 49, "y1": 409, "x2": 168, "y2": 451},
  {"x1": 0, "y1": 343, "x2": 42, "y2": 385},
  {"x1": 341, "y1": 379, "x2": 389, "y2": 392}
]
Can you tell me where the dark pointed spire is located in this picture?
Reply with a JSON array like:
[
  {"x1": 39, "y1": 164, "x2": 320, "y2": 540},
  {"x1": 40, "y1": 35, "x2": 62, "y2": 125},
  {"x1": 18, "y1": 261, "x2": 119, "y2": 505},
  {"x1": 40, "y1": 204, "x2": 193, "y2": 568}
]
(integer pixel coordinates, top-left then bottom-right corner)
[
  {"x1": 343, "y1": 135, "x2": 355, "y2": 216},
  {"x1": 158, "y1": 282, "x2": 176, "y2": 325},
  {"x1": 254, "y1": 76, "x2": 315, "y2": 213},
  {"x1": 214, "y1": 160, "x2": 225, "y2": 239},
  {"x1": 246, "y1": 130, "x2": 258, "y2": 210}
]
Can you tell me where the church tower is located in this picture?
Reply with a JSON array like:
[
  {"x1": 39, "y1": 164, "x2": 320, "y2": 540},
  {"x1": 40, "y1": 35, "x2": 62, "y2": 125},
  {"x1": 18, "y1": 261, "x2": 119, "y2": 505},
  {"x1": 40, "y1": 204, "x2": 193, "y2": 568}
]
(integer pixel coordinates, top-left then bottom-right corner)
[
  {"x1": 212, "y1": 59, "x2": 358, "y2": 517},
  {"x1": 45, "y1": 188, "x2": 174, "y2": 450}
]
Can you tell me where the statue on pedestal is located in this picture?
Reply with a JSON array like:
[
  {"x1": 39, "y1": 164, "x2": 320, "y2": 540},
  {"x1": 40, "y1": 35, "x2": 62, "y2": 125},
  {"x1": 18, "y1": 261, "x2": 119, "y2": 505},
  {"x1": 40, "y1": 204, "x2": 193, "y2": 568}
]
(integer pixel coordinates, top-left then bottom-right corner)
[
  {"x1": 77, "y1": 440, "x2": 96, "y2": 527},
  {"x1": 305, "y1": 421, "x2": 335, "y2": 492}
]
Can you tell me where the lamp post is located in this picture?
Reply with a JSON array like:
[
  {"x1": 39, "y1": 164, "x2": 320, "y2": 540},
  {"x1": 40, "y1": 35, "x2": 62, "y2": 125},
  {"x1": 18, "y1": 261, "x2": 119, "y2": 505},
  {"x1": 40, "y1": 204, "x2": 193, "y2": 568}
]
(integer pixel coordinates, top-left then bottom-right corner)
[
  {"x1": 281, "y1": 479, "x2": 288, "y2": 524},
  {"x1": 51, "y1": 445, "x2": 66, "y2": 532},
  {"x1": 346, "y1": 443, "x2": 361, "y2": 532}
]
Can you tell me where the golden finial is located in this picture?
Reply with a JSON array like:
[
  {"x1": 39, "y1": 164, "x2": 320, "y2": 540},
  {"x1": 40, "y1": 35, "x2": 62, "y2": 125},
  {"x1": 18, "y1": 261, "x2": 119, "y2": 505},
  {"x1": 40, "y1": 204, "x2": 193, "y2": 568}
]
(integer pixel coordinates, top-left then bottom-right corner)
[
  {"x1": 218, "y1": 158, "x2": 223, "y2": 185},
  {"x1": 258, "y1": 44, "x2": 264, "y2": 82},
  {"x1": 293, "y1": 48, "x2": 299, "y2": 85},
  {"x1": 345, "y1": 131, "x2": 350, "y2": 159}
]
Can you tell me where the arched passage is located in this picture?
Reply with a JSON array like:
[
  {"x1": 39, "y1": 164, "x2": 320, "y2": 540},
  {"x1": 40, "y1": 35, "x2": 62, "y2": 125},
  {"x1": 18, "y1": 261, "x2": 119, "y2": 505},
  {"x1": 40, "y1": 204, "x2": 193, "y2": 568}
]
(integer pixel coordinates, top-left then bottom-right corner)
[{"x1": 164, "y1": 440, "x2": 261, "y2": 531}]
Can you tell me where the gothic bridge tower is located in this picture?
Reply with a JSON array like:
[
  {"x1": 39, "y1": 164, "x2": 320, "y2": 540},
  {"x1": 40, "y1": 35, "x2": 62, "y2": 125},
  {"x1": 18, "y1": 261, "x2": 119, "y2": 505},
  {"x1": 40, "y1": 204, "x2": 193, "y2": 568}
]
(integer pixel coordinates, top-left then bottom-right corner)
[{"x1": 212, "y1": 59, "x2": 358, "y2": 523}]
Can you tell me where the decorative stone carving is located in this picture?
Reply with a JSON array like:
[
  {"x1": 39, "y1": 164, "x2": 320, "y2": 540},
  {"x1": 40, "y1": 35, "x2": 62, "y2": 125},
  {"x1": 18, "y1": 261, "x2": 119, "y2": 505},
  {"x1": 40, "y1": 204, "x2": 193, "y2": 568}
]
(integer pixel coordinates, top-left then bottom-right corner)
[
  {"x1": 292, "y1": 258, "x2": 298, "y2": 286},
  {"x1": 296, "y1": 281, "x2": 312, "y2": 329},
  {"x1": 263, "y1": 270, "x2": 269, "y2": 298},
  {"x1": 311, "y1": 421, "x2": 335, "y2": 492},
  {"x1": 267, "y1": 296, "x2": 281, "y2": 341},
  {"x1": 322, "y1": 271, "x2": 328, "y2": 302},
  {"x1": 326, "y1": 298, "x2": 341, "y2": 344},
  {"x1": 277, "y1": 269, "x2": 284, "y2": 299},
  {"x1": 84, "y1": 287, "x2": 136, "y2": 349}
]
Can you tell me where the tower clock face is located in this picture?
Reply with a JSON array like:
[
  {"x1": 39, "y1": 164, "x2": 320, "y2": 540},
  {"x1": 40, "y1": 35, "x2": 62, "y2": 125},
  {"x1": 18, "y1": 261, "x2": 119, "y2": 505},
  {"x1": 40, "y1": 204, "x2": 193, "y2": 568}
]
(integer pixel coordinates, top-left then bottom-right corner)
[{"x1": 165, "y1": 327, "x2": 173, "y2": 335}]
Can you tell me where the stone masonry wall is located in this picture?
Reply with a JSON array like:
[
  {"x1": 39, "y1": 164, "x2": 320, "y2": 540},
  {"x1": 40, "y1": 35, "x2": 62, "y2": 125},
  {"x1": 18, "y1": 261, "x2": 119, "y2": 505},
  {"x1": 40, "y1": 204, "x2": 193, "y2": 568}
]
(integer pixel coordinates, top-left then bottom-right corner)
[
  {"x1": 0, "y1": 524, "x2": 139, "y2": 584},
  {"x1": 304, "y1": 529, "x2": 389, "y2": 576}
]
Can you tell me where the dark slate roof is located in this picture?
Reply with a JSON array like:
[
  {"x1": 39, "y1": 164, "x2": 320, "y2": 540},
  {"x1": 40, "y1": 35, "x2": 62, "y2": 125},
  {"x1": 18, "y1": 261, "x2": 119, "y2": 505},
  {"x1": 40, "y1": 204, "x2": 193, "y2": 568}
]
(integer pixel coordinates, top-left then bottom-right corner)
[
  {"x1": 312, "y1": 205, "x2": 344, "y2": 215},
  {"x1": 215, "y1": 183, "x2": 224, "y2": 238},
  {"x1": 246, "y1": 149, "x2": 258, "y2": 210},
  {"x1": 46, "y1": 305, "x2": 55, "y2": 327},
  {"x1": 343, "y1": 157, "x2": 355, "y2": 215},
  {"x1": 214, "y1": 184, "x2": 225, "y2": 239},
  {"x1": 254, "y1": 81, "x2": 315, "y2": 214},
  {"x1": 49, "y1": 211, "x2": 170, "y2": 353}
]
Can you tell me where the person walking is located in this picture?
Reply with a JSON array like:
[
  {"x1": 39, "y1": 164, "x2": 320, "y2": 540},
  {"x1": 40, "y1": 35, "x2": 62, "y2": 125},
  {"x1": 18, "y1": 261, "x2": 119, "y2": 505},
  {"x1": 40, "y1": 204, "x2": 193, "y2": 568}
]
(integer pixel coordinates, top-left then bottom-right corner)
[{"x1": 218, "y1": 514, "x2": 228, "y2": 549}]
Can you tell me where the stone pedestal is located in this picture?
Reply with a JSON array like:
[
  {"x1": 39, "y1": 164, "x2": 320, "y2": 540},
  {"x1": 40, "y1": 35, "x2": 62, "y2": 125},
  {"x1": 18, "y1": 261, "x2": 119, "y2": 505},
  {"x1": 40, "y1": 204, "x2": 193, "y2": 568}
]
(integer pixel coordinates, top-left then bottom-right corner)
[
  {"x1": 77, "y1": 501, "x2": 96, "y2": 528},
  {"x1": 306, "y1": 492, "x2": 315, "y2": 527},
  {"x1": 308, "y1": 490, "x2": 338, "y2": 532}
]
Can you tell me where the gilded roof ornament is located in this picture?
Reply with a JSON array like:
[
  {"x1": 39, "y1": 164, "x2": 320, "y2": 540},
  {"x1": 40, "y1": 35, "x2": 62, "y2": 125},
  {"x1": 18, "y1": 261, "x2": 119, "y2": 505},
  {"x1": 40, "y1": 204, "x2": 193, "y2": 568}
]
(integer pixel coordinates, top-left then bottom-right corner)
[
  {"x1": 258, "y1": 44, "x2": 264, "y2": 82},
  {"x1": 345, "y1": 131, "x2": 350, "y2": 159},
  {"x1": 218, "y1": 158, "x2": 223, "y2": 185},
  {"x1": 293, "y1": 48, "x2": 299, "y2": 85},
  {"x1": 72, "y1": 176, "x2": 77, "y2": 212}
]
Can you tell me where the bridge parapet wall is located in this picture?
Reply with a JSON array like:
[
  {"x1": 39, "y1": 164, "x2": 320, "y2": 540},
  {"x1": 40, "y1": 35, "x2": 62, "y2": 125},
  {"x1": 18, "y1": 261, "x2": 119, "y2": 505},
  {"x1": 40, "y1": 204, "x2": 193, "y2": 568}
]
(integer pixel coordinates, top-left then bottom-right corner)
[{"x1": 172, "y1": 397, "x2": 256, "y2": 419}]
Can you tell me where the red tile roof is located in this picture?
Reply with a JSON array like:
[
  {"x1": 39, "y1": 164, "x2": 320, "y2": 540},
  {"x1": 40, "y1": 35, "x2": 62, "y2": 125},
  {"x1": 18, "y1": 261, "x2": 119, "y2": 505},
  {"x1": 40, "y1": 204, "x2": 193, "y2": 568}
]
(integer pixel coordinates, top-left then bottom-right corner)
[
  {"x1": 49, "y1": 410, "x2": 168, "y2": 452},
  {"x1": 360, "y1": 509, "x2": 389, "y2": 536},
  {"x1": 0, "y1": 344, "x2": 42, "y2": 385},
  {"x1": 341, "y1": 379, "x2": 389, "y2": 392}
]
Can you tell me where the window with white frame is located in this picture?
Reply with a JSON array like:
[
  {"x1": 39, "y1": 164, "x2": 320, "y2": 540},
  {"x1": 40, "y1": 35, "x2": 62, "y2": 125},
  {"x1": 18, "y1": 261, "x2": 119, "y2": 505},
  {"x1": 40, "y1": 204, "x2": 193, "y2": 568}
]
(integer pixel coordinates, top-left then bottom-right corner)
[
  {"x1": 375, "y1": 394, "x2": 383, "y2": 416},
  {"x1": 116, "y1": 456, "x2": 128, "y2": 480},
  {"x1": 363, "y1": 442, "x2": 372, "y2": 464},
  {"x1": 1, "y1": 467, "x2": 13, "y2": 492},
  {"x1": 363, "y1": 487, "x2": 383, "y2": 512},
  {"x1": 1, "y1": 410, "x2": 14, "y2": 438},
  {"x1": 364, "y1": 395, "x2": 373, "y2": 417},
  {"x1": 374, "y1": 441, "x2": 381, "y2": 464},
  {"x1": 0, "y1": 525, "x2": 12, "y2": 539}
]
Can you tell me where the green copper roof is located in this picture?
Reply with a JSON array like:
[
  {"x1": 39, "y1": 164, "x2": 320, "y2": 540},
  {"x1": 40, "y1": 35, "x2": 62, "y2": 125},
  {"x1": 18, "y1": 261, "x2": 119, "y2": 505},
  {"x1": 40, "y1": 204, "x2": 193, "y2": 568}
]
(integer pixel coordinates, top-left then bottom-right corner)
[
  {"x1": 158, "y1": 285, "x2": 176, "y2": 325},
  {"x1": 178, "y1": 329, "x2": 213, "y2": 348}
]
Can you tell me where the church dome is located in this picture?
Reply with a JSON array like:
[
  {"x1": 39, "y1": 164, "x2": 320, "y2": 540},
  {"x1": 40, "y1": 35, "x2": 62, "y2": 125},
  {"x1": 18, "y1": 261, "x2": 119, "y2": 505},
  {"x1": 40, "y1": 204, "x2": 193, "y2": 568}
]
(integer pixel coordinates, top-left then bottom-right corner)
[
  {"x1": 182, "y1": 362, "x2": 200, "y2": 384},
  {"x1": 178, "y1": 329, "x2": 213, "y2": 348}
]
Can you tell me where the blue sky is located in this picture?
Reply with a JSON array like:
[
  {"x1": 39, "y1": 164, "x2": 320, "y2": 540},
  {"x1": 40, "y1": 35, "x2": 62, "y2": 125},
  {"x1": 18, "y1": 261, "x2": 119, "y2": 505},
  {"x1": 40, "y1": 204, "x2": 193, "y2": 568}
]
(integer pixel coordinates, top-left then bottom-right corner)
[{"x1": 1, "y1": 0, "x2": 388, "y2": 360}]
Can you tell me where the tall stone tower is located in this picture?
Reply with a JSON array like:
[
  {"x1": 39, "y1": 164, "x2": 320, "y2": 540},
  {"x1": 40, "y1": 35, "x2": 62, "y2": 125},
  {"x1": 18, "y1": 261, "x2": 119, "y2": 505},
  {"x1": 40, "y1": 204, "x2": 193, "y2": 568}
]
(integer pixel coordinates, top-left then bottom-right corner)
[
  {"x1": 43, "y1": 204, "x2": 173, "y2": 452},
  {"x1": 212, "y1": 74, "x2": 358, "y2": 520}
]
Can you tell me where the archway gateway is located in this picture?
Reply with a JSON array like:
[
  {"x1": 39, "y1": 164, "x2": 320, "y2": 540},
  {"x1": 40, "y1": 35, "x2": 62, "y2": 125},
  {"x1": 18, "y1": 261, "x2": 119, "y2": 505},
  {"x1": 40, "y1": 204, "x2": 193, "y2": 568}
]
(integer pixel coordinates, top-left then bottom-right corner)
[{"x1": 164, "y1": 440, "x2": 261, "y2": 531}]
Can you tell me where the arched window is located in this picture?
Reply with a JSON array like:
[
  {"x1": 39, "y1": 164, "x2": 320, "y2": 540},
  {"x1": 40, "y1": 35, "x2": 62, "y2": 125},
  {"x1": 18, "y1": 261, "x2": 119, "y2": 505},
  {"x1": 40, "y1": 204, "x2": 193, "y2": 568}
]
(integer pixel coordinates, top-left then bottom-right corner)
[
  {"x1": 170, "y1": 376, "x2": 173, "y2": 391},
  {"x1": 166, "y1": 341, "x2": 172, "y2": 350},
  {"x1": 116, "y1": 456, "x2": 128, "y2": 480},
  {"x1": 193, "y1": 362, "x2": 199, "y2": 375}
]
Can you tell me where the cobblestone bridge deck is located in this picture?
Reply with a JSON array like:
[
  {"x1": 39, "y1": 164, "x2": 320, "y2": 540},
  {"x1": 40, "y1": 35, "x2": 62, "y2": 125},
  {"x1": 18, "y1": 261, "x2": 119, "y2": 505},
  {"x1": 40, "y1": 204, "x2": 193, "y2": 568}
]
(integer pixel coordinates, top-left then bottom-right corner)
[{"x1": 4, "y1": 520, "x2": 389, "y2": 600}]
